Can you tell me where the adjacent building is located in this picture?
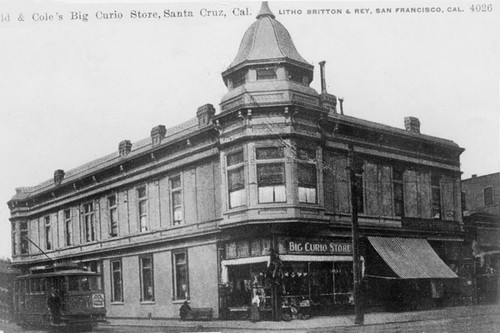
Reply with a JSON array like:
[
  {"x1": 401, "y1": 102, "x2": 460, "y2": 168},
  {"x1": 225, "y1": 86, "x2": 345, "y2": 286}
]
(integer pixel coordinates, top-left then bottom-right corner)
[
  {"x1": 462, "y1": 172, "x2": 500, "y2": 303},
  {"x1": 8, "y1": 2, "x2": 468, "y2": 321},
  {"x1": 0, "y1": 259, "x2": 16, "y2": 321}
]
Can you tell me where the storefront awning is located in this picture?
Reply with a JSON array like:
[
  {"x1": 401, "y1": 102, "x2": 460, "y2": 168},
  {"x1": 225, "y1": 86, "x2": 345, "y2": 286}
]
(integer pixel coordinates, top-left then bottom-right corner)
[
  {"x1": 279, "y1": 255, "x2": 352, "y2": 262},
  {"x1": 368, "y1": 236, "x2": 458, "y2": 279},
  {"x1": 220, "y1": 256, "x2": 270, "y2": 284},
  {"x1": 221, "y1": 256, "x2": 270, "y2": 267}
]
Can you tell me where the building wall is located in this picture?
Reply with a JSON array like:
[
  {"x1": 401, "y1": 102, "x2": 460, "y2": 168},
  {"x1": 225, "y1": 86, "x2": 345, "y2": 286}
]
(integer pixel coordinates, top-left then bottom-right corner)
[
  {"x1": 188, "y1": 243, "x2": 219, "y2": 316},
  {"x1": 103, "y1": 242, "x2": 218, "y2": 319},
  {"x1": 463, "y1": 173, "x2": 500, "y2": 216},
  {"x1": 17, "y1": 159, "x2": 221, "y2": 263}
]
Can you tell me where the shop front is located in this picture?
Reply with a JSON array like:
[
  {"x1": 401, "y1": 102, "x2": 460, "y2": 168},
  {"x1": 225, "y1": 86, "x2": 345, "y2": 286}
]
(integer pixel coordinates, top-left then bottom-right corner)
[
  {"x1": 277, "y1": 238, "x2": 356, "y2": 317},
  {"x1": 219, "y1": 238, "x2": 273, "y2": 320},
  {"x1": 364, "y1": 236, "x2": 459, "y2": 311},
  {"x1": 218, "y1": 236, "x2": 356, "y2": 320}
]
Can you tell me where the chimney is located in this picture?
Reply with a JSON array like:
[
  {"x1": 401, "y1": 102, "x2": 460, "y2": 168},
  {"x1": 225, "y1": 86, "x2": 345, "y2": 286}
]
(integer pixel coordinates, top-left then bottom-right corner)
[
  {"x1": 54, "y1": 169, "x2": 65, "y2": 186},
  {"x1": 319, "y1": 61, "x2": 327, "y2": 94},
  {"x1": 404, "y1": 116, "x2": 420, "y2": 134},
  {"x1": 151, "y1": 125, "x2": 166, "y2": 146},
  {"x1": 119, "y1": 140, "x2": 132, "y2": 157},
  {"x1": 197, "y1": 103, "x2": 216, "y2": 128},
  {"x1": 471, "y1": 174, "x2": 477, "y2": 178}
]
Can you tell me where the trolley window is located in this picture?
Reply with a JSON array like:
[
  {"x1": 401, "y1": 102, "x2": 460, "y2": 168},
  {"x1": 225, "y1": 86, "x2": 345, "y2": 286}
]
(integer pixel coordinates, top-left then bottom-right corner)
[
  {"x1": 68, "y1": 275, "x2": 100, "y2": 292},
  {"x1": 30, "y1": 278, "x2": 42, "y2": 294},
  {"x1": 69, "y1": 276, "x2": 79, "y2": 292}
]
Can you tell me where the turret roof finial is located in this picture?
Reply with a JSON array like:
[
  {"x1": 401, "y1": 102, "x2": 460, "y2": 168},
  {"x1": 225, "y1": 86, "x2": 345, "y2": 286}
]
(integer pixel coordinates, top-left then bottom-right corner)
[{"x1": 256, "y1": 1, "x2": 275, "y2": 19}]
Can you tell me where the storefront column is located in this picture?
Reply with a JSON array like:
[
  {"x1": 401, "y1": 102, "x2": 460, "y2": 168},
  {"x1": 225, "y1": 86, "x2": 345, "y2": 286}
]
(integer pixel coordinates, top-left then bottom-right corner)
[{"x1": 271, "y1": 234, "x2": 280, "y2": 321}]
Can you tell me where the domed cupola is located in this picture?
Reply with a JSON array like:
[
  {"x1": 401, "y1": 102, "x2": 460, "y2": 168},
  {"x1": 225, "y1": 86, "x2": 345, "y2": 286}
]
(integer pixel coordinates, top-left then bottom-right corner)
[
  {"x1": 228, "y1": 2, "x2": 311, "y2": 71},
  {"x1": 220, "y1": 2, "x2": 320, "y2": 113}
]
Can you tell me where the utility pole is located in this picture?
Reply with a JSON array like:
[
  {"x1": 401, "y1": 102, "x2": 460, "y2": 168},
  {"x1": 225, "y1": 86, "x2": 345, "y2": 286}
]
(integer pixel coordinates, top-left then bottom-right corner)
[{"x1": 348, "y1": 145, "x2": 364, "y2": 325}]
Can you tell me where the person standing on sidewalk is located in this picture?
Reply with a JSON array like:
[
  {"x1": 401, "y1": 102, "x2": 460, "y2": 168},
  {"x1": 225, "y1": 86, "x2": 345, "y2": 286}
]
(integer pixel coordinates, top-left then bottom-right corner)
[
  {"x1": 46, "y1": 287, "x2": 61, "y2": 324},
  {"x1": 250, "y1": 291, "x2": 261, "y2": 322}
]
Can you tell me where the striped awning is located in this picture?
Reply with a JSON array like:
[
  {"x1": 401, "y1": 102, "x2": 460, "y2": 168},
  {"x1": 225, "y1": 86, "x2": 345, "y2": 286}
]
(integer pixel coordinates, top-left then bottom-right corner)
[{"x1": 368, "y1": 236, "x2": 458, "y2": 279}]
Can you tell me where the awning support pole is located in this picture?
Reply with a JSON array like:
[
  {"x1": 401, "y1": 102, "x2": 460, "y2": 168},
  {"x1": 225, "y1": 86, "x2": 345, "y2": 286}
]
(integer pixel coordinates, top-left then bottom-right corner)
[{"x1": 349, "y1": 145, "x2": 364, "y2": 325}]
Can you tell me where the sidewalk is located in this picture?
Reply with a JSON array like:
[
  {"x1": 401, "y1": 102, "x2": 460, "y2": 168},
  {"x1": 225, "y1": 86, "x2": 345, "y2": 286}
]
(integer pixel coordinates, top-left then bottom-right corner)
[{"x1": 103, "y1": 303, "x2": 500, "y2": 331}]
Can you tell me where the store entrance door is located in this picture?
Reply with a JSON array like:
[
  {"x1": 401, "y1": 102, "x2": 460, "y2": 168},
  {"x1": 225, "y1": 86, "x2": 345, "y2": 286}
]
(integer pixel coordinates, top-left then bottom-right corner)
[{"x1": 224, "y1": 262, "x2": 272, "y2": 320}]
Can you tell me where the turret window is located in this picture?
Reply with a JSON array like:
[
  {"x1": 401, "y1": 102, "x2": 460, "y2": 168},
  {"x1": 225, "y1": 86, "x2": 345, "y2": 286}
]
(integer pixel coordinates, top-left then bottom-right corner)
[
  {"x1": 298, "y1": 163, "x2": 317, "y2": 204},
  {"x1": 227, "y1": 150, "x2": 246, "y2": 208},
  {"x1": 256, "y1": 67, "x2": 277, "y2": 80},
  {"x1": 288, "y1": 66, "x2": 304, "y2": 84},
  {"x1": 232, "y1": 70, "x2": 246, "y2": 88},
  {"x1": 297, "y1": 147, "x2": 317, "y2": 204},
  {"x1": 256, "y1": 147, "x2": 286, "y2": 203}
]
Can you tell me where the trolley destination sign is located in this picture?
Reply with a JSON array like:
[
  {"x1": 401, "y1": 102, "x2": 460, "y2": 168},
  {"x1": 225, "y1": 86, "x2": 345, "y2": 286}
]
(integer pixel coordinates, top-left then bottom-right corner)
[{"x1": 286, "y1": 240, "x2": 352, "y2": 255}]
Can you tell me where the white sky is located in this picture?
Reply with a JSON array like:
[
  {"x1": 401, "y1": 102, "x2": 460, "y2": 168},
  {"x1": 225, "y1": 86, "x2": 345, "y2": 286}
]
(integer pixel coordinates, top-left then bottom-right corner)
[{"x1": 0, "y1": 0, "x2": 499, "y2": 258}]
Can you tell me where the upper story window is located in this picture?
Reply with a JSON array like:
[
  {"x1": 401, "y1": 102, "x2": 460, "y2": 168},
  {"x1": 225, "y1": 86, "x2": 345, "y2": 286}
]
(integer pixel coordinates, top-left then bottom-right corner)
[
  {"x1": 354, "y1": 171, "x2": 365, "y2": 214},
  {"x1": 297, "y1": 148, "x2": 317, "y2": 204},
  {"x1": 232, "y1": 70, "x2": 246, "y2": 88},
  {"x1": 170, "y1": 176, "x2": 183, "y2": 225},
  {"x1": 137, "y1": 186, "x2": 148, "y2": 232},
  {"x1": 393, "y1": 169, "x2": 404, "y2": 217},
  {"x1": 11, "y1": 222, "x2": 17, "y2": 256},
  {"x1": 256, "y1": 66, "x2": 277, "y2": 80},
  {"x1": 431, "y1": 173, "x2": 441, "y2": 219},
  {"x1": 227, "y1": 150, "x2": 246, "y2": 208},
  {"x1": 20, "y1": 221, "x2": 29, "y2": 255},
  {"x1": 256, "y1": 147, "x2": 286, "y2": 203},
  {"x1": 484, "y1": 186, "x2": 494, "y2": 206},
  {"x1": 256, "y1": 147, "x2": 284, "y2": 160},
  {"x1": 108, "y1": 195, "x2": 118, "y2": 237},
  {"x1": 83, "y1": 202, "x2": 96, "y2": 242},
  {"x1": 44, "y1": 216, "x2": 52, "y2": 250},
  {"x1": 64, "y1": 209, "x2": 73, "y2": 247}
]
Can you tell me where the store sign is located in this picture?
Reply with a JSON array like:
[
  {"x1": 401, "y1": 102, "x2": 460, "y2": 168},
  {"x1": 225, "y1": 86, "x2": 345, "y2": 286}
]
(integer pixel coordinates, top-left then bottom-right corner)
[{"x1": 287, "y1": 241, "x2": 352, "y2": 255}]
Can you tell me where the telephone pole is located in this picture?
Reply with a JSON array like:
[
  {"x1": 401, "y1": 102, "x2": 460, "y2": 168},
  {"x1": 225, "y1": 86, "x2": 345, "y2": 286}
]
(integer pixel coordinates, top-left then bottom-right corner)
[{"x1": 348, "y1": 145, "x2": 364, "y2": 325}]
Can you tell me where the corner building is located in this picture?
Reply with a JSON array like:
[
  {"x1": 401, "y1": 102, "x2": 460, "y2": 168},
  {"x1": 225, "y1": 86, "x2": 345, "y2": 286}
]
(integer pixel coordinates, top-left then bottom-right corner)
[{"x1": 9, "y1": 2, "x2": 468, "y2": 321}]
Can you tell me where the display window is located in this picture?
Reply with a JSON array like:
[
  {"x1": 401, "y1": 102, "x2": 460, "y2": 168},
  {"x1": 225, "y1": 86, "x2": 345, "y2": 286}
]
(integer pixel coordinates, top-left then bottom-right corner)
[
  {"x1": 226, "y1": 262, "x2": 271, "y2": 309},
  {"x1": 281, "y1": 261, "x2": 354, "y2": 311}
]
